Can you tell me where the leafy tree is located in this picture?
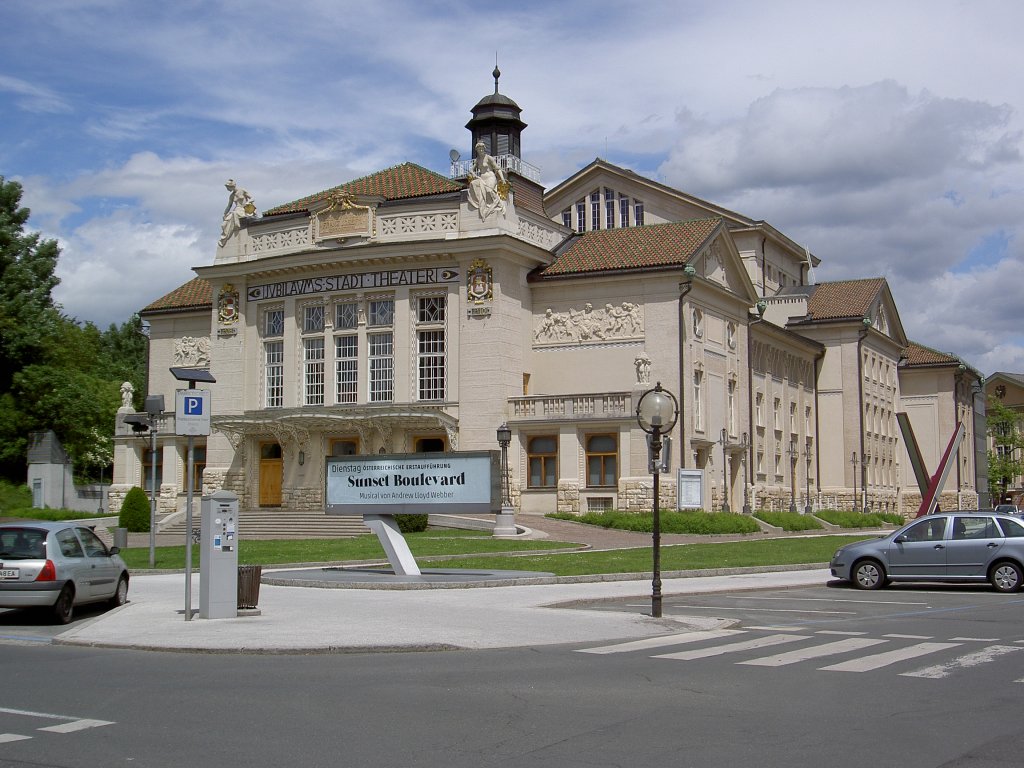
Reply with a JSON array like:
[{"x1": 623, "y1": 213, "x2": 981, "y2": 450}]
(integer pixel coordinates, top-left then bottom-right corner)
[
  {"x1": 0, "y1": 177, "x2": 146, "y2": 482},
  {"x1": 986, "y1": 396, "x2": 1024, "y2": 504}
]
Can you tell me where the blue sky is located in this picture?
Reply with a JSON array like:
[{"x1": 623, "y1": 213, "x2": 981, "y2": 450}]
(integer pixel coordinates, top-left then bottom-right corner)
[{"x1": 2, "y1": 0, "x2": 1023, "y2": 376}]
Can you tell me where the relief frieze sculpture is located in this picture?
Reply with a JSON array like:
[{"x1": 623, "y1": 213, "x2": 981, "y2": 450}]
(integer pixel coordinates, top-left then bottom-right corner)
[
  {"x1": 173, "y1": 336, "x2": 212, "y2": 367},
  {"x1": 534, "y1": 302, "x2": 643, "y2": 345}
]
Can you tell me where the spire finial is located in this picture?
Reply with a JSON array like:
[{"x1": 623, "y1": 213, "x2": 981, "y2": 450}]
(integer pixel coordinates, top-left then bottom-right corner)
[{"x1": 493, "y1": 55, "x2": 500, "y2": 94}]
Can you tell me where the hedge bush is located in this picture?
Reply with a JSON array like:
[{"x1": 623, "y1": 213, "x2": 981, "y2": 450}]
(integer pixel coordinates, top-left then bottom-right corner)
[
  {"x1": 119, "y1": 486, "x2": 151, "y2": 532},
  {"x1": 815, "y1": 509, "x2": 903, "y2": 528},
  {"x1": 753, "y1": 510, "x2": 824, "y2": 531},
  {"x1": 547, "y1": 510, "x2": 760, "y2": 535},
  {"x1": 395, "y1": 514, "x2": 429, "y2": 533}
]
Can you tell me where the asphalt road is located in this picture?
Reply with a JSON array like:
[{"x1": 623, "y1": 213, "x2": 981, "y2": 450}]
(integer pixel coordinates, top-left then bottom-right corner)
[{"x1": 2, "y1": 584, "x2": 1023, "y2": 768}]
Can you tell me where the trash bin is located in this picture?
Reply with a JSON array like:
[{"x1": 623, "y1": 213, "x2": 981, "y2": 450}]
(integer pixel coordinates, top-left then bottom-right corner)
[
  {"x1": 237, "y1": 565, "x2": 262, "y2": 609},
  {"x1": 111, "y1": 527, "x2": 128, "y2": 550}
]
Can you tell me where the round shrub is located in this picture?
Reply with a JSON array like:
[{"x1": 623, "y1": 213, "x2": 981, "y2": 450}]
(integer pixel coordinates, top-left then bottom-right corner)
[
  {"x1": 119, "y1": 486, "x2": 151, "y2": 532},
  {"x1": 394, "y1": 514, "x2": 429, "y2": 533}
]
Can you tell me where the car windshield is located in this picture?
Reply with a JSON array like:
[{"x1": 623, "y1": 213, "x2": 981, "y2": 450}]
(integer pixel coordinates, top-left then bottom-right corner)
[{"x1": 0, "y1": 527, "x2": 47, "y2": 559}]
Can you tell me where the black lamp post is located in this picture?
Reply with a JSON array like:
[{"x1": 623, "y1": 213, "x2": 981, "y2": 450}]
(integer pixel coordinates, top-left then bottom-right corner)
[
  {"x1": 496, "y1": 423, "x2": 512, "y2": 506},
  {"x1": 804, "y1": 448, "x2": 812, "y2": 515},
  {"x1": 720, "y1": 428, "x2": 730, "y2": 513},
  {"x1": 636, "y1": 382, "x2": 679, "y2": 619},
  {"x1": 851, "y1": 452, "x2": 859, "y2": 512},
  {"x1": 788, "y1": 439, "x2": 798, "y2": 512},
  {"x1": 740, "y1": 432, "x2": 750, "y2": 514},
  {"x1": 494, "y1": 423, "x2": 516, "y2": 536}
]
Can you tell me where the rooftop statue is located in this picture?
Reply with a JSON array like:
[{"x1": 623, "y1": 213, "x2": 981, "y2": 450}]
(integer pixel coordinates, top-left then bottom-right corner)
[
  {"x1": 219, "y1": 179, "x2": 257, "y2": 246},
  {"x1": 466, "y1": 141, "x2": 508, "y2": 220}
]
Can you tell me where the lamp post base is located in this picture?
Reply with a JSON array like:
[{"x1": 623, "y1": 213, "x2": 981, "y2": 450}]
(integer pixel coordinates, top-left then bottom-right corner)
[{"x1": 493, "y1": 507, "x2": 518, "y2": 537}]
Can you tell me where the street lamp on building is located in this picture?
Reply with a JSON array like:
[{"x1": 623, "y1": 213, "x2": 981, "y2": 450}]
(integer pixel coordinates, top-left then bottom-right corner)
[
  {"x1": 636, "y1": 382, "x2": 678, "y2": 619},
  {"x1": 788, "y1": 440, "x2": 798, "y2": 512},
  {"x1": 740, "y1": 432, "x2": 751, "y2": 514},
  {"x1": 494, "y1": 423, "x2": 516, "y2": 536},
  {"x1": 720, "y1": 428, "x2": 730, "y2": 513},
  {"x1": 805, "y1": 447, "x2": 812, "y2": 515}
]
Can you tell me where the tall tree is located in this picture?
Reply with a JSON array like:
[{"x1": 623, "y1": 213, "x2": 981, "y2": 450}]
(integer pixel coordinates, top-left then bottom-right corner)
[
  {"x1": 986, "y1": 395, "x2": 1024, "y2": 504},
  {"x1": 0, "y1": 177, "x2": 63, "y2": 393}
]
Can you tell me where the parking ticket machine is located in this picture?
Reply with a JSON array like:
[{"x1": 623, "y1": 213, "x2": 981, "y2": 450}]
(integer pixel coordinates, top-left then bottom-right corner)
[{"x1": 199, "y1": 490, "x2": 238, "y2": 619}]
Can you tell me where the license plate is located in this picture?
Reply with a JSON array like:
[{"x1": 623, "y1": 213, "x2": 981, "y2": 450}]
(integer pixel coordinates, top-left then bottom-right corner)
[{"x1": 0, "y1": 568, "x2": 19, "y2": 579}]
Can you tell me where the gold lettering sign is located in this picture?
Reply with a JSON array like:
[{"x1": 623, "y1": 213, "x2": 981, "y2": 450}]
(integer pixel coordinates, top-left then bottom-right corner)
[{"x1": 318, "y1": 209, "x2": 371, "y2": 238}]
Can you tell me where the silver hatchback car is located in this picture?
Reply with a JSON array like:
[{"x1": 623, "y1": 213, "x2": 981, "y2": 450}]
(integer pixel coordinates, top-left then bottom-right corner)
[
  {"x1": 0, "y1": 522, "x2": 130, "y2": 623},
  {"x1": 830, "y1": 512, "x2": 1024, "y2": 592}
]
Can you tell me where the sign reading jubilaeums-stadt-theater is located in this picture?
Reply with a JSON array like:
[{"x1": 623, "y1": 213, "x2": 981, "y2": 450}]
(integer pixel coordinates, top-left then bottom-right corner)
[
  {"x1": 326, "y1": 452, "x2": 500, "y2": 515},
  {"x1": 247, "y1": 267, "x2": 460, "y2": 301}
]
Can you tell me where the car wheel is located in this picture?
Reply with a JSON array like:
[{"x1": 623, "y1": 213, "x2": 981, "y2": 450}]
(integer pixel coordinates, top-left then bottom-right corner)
[
  {"x1": 52, "y1": 584, "x2": 74, "y2": 624},
  {"x1": 108, "y1": 574, "x2": 129, "y2": 608},
  {"x1": 990, "y1": 561, "x2": 1023, "y2": 593},
  {"x1": 852, "y1": 559, "x2": 886, "y2": 590}
]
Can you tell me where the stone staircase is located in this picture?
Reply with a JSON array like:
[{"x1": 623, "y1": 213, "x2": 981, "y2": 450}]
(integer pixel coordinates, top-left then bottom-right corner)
[{"x1": 159, "y1": 507, "x2": 371, "y2": 540}]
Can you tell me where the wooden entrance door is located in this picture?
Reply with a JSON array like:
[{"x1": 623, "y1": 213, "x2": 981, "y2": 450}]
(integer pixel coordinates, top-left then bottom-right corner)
[{"x1": 259, "y1": 442, "x2": 283, "y2": 507}]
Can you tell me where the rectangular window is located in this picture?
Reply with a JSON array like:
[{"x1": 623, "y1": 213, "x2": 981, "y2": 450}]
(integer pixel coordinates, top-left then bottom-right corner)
[
  {"x1": 586, "y1": 434, "x2": 618, "y2": 487},
  {"x1": 417, "y1": 330, "x2": 446, "y2": 401},
  {"x1": 184, "y1": 446, "x2": 206, "y2": 493},
  {"x1": 604, "y1": 188, "x2": 615, "y2": 229},
  {"x1": 265, "y1": 309, "x2": 284, "y2": 337},
  {"x1": 303, "y1": 304, "x2": 325, "y2": 334},
  {"x1": 575, "y1": 200, "x2": 586, "y2": 233},
  {"x1": 142, "y1": 448, "x2": 163, "y2": 492},
  {"x1": 619, "y1": 197, "x2": 630, "y2": 227},
  {"x1": 755, "y1": 392, "x2": 764, "y2": 427},
  {"x1": 335, "y1": 335, "x2": 358, "y2": 404},
  {"x1": 335, "y1": 301, "x2": 357, "y2": 330},
  {"x1": 265, "y1": 340, "x2": 284, "y2": 408},
  {"x1": 368, "y1": 332, "x2": 394, "y2": 402},
  {"x1": 789, "y1": 402, "x2": 797, "y2": 433},
  {"x1": 728, "y1": 380, "x2": 736, "y2": 436},
  {"x1": 303, "y1": 337, "x2": 325, "y2": 406},
  {"x1": 634, "y1": 199, "x2": 645, "y2": 226},
  {"x1": 562, "y1": 209, "x2": 571, "y2": 228},
  {"x1": 417, "y1": 295, "x2": 445, "y2": 324},
  {"x1": 527, "y1": 435, "x2": 558, "y2": 488},
  {"x1": 590, "y1": 190, "x2": 601, "y2": 230},
  {"x1": 773, "y1": 398, "x2": 781, "y2": 430},
  {"x1": 368, "y1": 298, "x2": 394, "y2": 327},
  {"x1": 693, "y1": 370, "x2": 703, "y2": 431}
]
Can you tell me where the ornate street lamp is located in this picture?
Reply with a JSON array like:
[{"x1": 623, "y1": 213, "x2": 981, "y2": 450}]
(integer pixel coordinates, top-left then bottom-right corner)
[
  {"x1": 740, "y1": 432, "x2": 751, "y2": 514},
  {"x1": 720, "y1": 428, "x2": 730, "y2": 513},
  {"x1": 851, "y1": 452, "x2": 859, "y2": 513},
  {"x1": 788, "y1": 439, "x2": 798, "y2": 512},
  {"x1": 494, "y1": 423, "x2": 516, "y2": 536},
  {"x1": 636, "y1": 382, "x2": 679, "y2": 618},
  {"x1": 804, "y1": 448, "x2": 812, "y2": 515}
]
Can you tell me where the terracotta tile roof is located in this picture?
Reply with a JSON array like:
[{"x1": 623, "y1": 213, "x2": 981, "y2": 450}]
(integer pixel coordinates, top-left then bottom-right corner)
[
  {"x1": 264, "y1": 163, "x2": 464, "y2": 215},
  {"x1": 536, "y1": 218, "x2": 722, "y2": 278},
  {"x1": 141, "y1": 277, "x2": 211, "y2": 314},
  {"x1": 805, "y1": 278, "x2": 885, "y2": 320},
  {"x1": 902, "y1": 341, "x2": 962, "y2": 367}
]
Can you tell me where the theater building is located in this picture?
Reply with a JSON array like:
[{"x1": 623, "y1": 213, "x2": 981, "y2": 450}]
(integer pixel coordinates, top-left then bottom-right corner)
[{"x1": 111, "y1": 74, "x2": 984, "y2": 523}]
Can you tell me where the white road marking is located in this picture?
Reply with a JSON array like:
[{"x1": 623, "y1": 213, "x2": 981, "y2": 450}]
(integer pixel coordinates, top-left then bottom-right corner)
[
  {"x1": 815, "y1": 630, "x2": 867, "y2": 636},
  {"x1": 884, "y1": 634, "x2": 933, "y2": 639},
  {"x1": 38, "y1": 719, "x2": 114, "y2": 733},
  {"x1": 0, "y1": 734, "x2": 32, "y2": 743},
  {"x1": 740, "y1": 637, "x2": 888, "y2": 666},
  {"x1": 654, "y1": 633, "x2": 808, "y2": 660},
  {"x1": 576, "y1": 629, "x2": 745, "y2": 655},
  {"x1": 727, "y1": 596, "x2": 928, "y2": 606},
  {"x1": 950, "y1": 637, "x2": 999, "y2": 642},
  {"x1": 821, "y1": 642, "x2": 962, "y2": 672},
  {"x1": 669, "y1": 605, "x2": 856, "y2": 615},
  {"x1": 901, "y1": 645, "x2": 1023, "y2": 679}
]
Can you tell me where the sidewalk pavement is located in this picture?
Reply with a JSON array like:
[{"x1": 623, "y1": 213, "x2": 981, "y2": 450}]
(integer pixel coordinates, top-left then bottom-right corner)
[
  {"x1": 54, "y1": 514, "x2": 837, "y2": 654},
  {"x1": 54, "y1": 567, "x2": 831, "y2": 654}
]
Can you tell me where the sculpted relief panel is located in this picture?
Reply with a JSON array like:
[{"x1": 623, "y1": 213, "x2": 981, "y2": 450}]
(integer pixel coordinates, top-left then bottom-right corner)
[
  {"x1": 174, "y1": 336, "x2": 211, "y2": 367},
  {"x1": 534, "y1": 302, "x2": 643, "y2": 346}
]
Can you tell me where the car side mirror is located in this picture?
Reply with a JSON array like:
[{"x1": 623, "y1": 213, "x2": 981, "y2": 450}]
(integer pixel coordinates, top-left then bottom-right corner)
[
  {"x1": 894, "y1": 535, "x2": 907, "y2": 544},
  {"x1": 108, "y1": 546, "x2": 120, "y2": 555}
]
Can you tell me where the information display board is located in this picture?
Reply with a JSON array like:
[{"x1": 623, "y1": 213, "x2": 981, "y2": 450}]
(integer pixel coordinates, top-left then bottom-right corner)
[
  {"x1": 326, "y1": 451, "x2": 500, "y2": 515},
  {"x1": 677, "y1": 468, "x2": 705, "y2": 509}
]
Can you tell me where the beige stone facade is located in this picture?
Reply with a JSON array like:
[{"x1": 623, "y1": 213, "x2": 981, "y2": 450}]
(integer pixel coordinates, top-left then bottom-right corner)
[{"x1": 111, "y1": 83, "x2": 985, "y2": 522}]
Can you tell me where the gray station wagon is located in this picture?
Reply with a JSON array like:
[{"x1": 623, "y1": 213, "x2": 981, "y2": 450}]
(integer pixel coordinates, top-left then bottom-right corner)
[
  {"x1": 830, "y1": 512, "x2": 1024, "y2": 592},
  {"x1": 0, "y1": 522, "x2": 129, "y2": 623}
]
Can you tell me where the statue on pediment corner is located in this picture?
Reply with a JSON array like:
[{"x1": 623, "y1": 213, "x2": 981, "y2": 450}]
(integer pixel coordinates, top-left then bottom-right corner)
[{"x1": 467, "y1": 141, "x2": 508, "y2": 220}]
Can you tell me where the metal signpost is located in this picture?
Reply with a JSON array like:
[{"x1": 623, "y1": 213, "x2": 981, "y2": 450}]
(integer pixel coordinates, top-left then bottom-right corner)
[{"x1": 171, "y1": 367, "x2": 215, "y2": 621}]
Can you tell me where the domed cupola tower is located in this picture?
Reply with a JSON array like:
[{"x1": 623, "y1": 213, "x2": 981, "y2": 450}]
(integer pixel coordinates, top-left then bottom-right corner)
[{"x1": 466, "y1": 65, "x2": 527, "y2": 160}]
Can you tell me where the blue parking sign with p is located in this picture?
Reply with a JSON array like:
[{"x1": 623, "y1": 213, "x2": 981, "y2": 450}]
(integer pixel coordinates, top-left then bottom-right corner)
[{"x1": 176, "y1": 389, "x2": 211, "y2": 436}]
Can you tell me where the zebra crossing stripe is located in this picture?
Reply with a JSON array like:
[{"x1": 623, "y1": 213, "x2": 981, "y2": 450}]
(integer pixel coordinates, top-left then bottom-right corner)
[
  {"x1": 38, "y1": 719, "x2": 114, "y2": 734},
  {"x1": 901, "y1": 644, "x2": 1023, "y2": 679},
  {"x1": 576, "y1": 629, "x2": 745, "y2": 655},
  {"x1": 0, "y1": 734, "x2": 32, "y2": 743},
  {"x1": 654, "y1": 633, "x2": 809, "y2": 660},
  {"x1": 739, "y1": 637, "x2": 888, "y2": 666},
  {"x1": 820, "y1": 642, "x2": 962, "y2": 672}
]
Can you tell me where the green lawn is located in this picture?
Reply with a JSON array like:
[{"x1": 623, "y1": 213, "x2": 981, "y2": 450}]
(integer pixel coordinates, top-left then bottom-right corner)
[
  {"x1": 421, "y1": 535, "x2": 874, "y2": 576},
  {"x1": 120, "y1": 530, "x2": 582, "y2": 570},
  {"x1": 121, "y1": 531, "x2": 876, "y2": 576}
]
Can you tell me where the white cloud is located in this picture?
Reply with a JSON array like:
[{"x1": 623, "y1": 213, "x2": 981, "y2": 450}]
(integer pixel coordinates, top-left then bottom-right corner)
[{"x1": 0, "y1": 74, "x2": 72, "y2": 114}]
